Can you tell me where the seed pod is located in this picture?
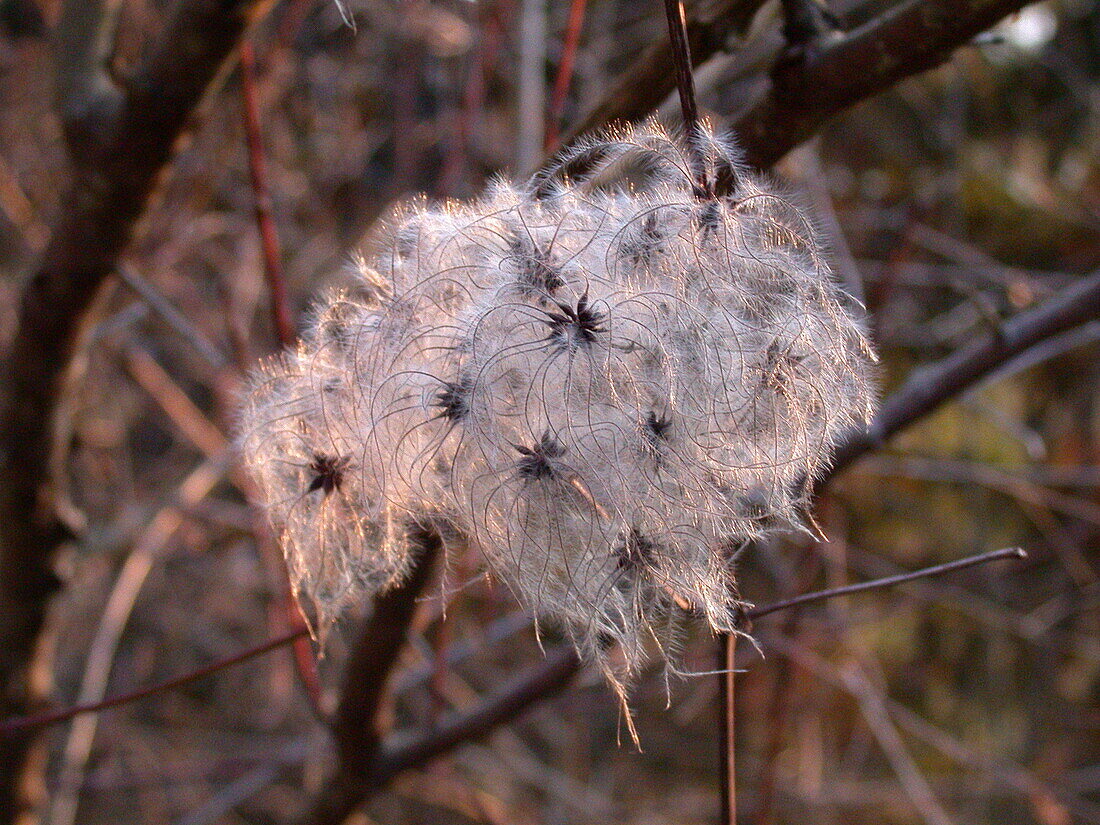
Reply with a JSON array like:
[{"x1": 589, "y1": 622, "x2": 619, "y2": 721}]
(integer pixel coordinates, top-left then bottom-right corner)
[{"x1": 238, "y1": 121, "x2": 877, "y2": 680}]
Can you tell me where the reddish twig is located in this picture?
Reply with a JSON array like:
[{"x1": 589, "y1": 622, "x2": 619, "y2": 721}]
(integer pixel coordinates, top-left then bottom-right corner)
[
  {"x1": 544, "y1": 0, "x2": 588, "y2": 153},
  {"x1": 0, "y1": 627, "x2": 309, "y2": 737},
  {"x1": 239, "y1": 39, "x2": 327, "y2": 715},
  {"x1": 240, "y1": 39, "x2": 294, "y2": 348}
]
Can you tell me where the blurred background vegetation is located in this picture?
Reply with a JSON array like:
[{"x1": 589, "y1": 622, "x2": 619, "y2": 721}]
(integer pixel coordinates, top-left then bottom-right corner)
[{"x1": 0, "y1": 0, "x2": 1097, "y2": 823}]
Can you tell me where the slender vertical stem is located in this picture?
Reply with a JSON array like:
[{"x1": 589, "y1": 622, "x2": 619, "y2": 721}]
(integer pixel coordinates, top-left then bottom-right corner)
[
  {"x1": 719, "y1": 632, "x2": 737, "y2": 825},
  {"x1": 239, "y1": 39, "x2": 323, "y2": 715},
  {"x1": 661, "y1": 0, "x2": 712, "y2": 196},
  {"x1": 661, "y1": 0, "x2": 699, "y2": 136},
  {"x1": 240, "y1": 39, "x2": 295, "y2": 348}
]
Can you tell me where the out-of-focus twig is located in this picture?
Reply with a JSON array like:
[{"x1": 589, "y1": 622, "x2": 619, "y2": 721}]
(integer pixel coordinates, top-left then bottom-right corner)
[
  {"x1": 544, "y1": 0, "x2": 587, "y2": 153},
  {"x1": 0, "y1": 153, "x2": 47, "y2": 252},
  {"x1": 233, "y1": 37, "x2": 328, "y2": 715},
  {"x1": 117, "y1": 265, "x2": 229, "y2": 370},
  {"x1": 124, "y1": 347, "x2": 229, "y2": 459},
  {"x1": 826, "y1": 268, "x2": 1100, "y2": 483},
  {"x1": 36, "y1": 457, "x2": 228, "y2": 825},
  {"x1": 840, "y1": 657, "x2": 956, "y2": 825},
  {"x1": 769, "y1": 634, "x2": 1100, "y2": 823},
  {"x1": 517, "y1": 0, "x2": 548, "y2": 172},
  {"x1": 440, "y1": 3, "x2": 503, "y2": 194}
]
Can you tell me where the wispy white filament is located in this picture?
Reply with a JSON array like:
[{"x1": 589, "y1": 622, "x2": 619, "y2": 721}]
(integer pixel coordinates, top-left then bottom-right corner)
[{"x1": 239, "y1": 121, "x2": 877, "y2": 683}]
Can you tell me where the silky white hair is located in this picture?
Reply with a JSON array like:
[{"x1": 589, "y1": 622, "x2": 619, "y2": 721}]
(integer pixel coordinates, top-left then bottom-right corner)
[{"x1": 239, "y1": 120, "x2": 877, "y2": 686}]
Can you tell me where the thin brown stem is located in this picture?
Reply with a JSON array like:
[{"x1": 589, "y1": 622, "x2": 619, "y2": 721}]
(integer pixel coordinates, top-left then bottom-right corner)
[
  {"x1": 719, "y1": 633, "x2": 736, "y2": 825},
  {"x1": 747, "y1": 547, "x2": 1026, "y2": 621},
  {"x1": 0, "y1": 627, "x2": 308, "y2": 737},
  {"x1": 562, "y1": 0, "x2": 764, "y2": 147},
  {"x1": 663, "y1": 0, "x2": 699, "y2": 134},
  {"x1": 661, "y1": 0, "x2": 711, "y2": 195}
]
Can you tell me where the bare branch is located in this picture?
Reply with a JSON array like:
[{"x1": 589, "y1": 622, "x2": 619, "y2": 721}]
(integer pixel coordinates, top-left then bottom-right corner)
[
  {"x1": 825, "y1": 269, "x2": 1100, "y2": 484},
  {"x1": 841, "y1": 658, "x2": 956, "y2": 825},
  {"x1": 768, "y1": 635, "x2": 1100, "y2": 822},
  {"x1": 240, "y1": 39, "x2": 295, "y2": 348},
  {"x1": 746, "y1": 548, "x2": 1027, "y2": 621},
  {"x1": 372, "y1": 645, "x2": 581, "y2": 784},
  {"x1": 0, "y1": 627, "x2": 307, "y2": 737},
  {"x1": 730, "y1": 0, "x2": 1036, "y2": 169},
  {"x1": 330, "y1": 527, "x2": 441, "y2": 773}
]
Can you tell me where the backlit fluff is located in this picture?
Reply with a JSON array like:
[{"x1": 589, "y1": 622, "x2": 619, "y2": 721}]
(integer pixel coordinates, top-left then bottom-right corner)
[{"x1": 238, "y1": 121, "x2": 876, "y2": 682}]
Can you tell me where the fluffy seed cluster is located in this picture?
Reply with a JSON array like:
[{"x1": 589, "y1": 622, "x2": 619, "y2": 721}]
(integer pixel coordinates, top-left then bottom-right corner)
[{"x1": 239, "y1": 122, "x2": 876, "y2": 682}]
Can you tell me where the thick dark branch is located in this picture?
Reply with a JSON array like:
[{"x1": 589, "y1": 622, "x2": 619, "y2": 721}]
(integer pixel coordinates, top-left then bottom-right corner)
[
  {"x1": 371, "y1": 645, "x2": 581, "y2": 784},
  {"x1": 823, "y1": 268, "x2": 1100, "y2": 485},
  {"x1": 732, "y1": 0, "x2": 1034, "y2": 169},
  {"x1": 561, "y1": 0, "x2": 764, "y2": 146},
  {"x1": 330, "y1": 527, "x2": 440, "y2": 774},
  {"x1": 302, "y1": 645, "x2": 582, "y2": 825},
  {"x1": 0, "y1": 1, "x2": 260, "y2": 819},
  {"x1": 300, "y1": 529, "x2": 450, "y2": 825}
]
